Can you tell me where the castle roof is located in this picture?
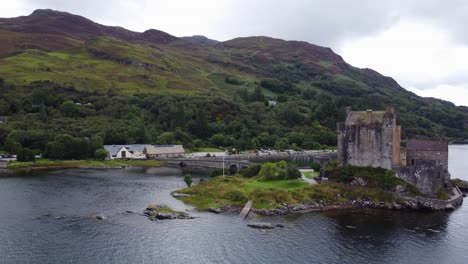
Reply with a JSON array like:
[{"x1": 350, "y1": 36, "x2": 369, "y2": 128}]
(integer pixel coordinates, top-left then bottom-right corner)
[
  {"x1": 407, "y1": 139, "x2": 448, "y2": 152},
  {"x1": 345, "y1": 111, "x2": 387, "y2": 125}
]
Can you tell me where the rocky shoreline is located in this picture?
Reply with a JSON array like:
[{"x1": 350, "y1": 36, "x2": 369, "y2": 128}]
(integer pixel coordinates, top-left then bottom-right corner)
[
  {"x1": 143, "y1": 205, "x2": 194, "y2": 221},
  {"x1": 203, "y1": 196, "x2": 463, "y2": 217},
  {"x1": 172, "y1": 188, "x2": 464, "y2": 217}
]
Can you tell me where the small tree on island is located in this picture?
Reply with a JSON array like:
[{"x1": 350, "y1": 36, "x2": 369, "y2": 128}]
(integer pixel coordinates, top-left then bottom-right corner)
[{"x1": 184, "y1": 174, "x2": 193, "y2": 187}]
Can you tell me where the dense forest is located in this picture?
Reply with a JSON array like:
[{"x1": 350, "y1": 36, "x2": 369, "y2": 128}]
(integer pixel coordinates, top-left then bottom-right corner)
[{"x1": 0, "y1": 10, "x2": 467, "y2": 157}]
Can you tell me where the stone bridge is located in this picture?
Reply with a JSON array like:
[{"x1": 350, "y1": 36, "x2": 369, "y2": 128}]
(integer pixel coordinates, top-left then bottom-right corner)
[
  {"x1": 161, "y1": 158, "x2": 253, "y2": 174},
  {"x1": 158, "y1": 150, "x2": 337, "y2": 173}
]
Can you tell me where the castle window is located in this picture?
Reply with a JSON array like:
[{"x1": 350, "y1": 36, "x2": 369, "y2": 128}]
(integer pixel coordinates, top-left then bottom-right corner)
[
  {"x1": 411, "y1": 159, "x2": 415, "y2": 165},
  {"x1": 438, "y1": 172, "x2": 441, "y2": 178}
]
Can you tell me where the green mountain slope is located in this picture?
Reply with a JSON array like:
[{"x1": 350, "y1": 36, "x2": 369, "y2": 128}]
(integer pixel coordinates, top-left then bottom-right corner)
[{"x1": 0, "y1": 9, "x2": 466, "y2": 154}]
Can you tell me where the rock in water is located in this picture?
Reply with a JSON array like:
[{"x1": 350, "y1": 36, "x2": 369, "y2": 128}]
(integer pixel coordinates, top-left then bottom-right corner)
[
  {"x1": 247, "y1": 222, "x2": 275, "y2": 229},
  {"x1": 96, "y1": 215, "x2": 106, "y2": 220},
  {"x1": 208, "y1": 207, "x2": 222, "y2": 214},
  {"x1": 144, "y1": 205, "x2": 194, "y2": 221}
]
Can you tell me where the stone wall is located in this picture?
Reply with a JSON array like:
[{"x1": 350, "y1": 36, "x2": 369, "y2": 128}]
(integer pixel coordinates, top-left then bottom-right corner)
[
  {"x1": 406, "y1": 150, "x2": 448, "y2": 171},
  {"x1": 391, "y1": 187, "x2": 463, "y2": 210},
  {"x1": 393, "y1": 159, "x2": 447, "y2": 196},
  {"x1": 337, "y1": 117, "x2": 395, "y2": 170}
]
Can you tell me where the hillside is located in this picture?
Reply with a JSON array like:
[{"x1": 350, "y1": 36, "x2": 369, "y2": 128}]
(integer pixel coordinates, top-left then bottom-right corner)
[{"x1": 0, "y1": 9, "x2": 466, "y2": 155}]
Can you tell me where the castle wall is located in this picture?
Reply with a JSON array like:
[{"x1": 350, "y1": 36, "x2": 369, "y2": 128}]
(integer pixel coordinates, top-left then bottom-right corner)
[
  {"x1": 337, "y1": 114, "x2": 395, "y2": 170},
  {"x1": 337, "y1": 122, "x2": 346, "y2": 167},
  {"x1": 406, "y1": 150, "x2": 448, "y2": 171},
  {"x1": 393, "y1": 160, "x2": 447, "y2": 196},
  {"x1": 337, "y1": 107, "x2": 450, "y2": 196},
  {"x1": 392, "y1": 125, "x2": 402, "y2": 165}
]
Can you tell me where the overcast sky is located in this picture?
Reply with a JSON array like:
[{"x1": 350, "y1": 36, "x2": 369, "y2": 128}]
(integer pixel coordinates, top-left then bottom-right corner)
[{"x1": 1, "y1": 0, "x2": 468, "y2": 107}]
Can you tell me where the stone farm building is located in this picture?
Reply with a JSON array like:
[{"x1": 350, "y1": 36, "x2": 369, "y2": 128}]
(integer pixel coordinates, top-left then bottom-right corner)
[
  {"x1": 337, "y1": 107, "x2": 449, "y2": 196},
  {"x1": 104, "y1": 145, "x2": 185, "y2": 159},
  {"x1": 143, "y1": 145, "x2": 185, "y2": 158}
]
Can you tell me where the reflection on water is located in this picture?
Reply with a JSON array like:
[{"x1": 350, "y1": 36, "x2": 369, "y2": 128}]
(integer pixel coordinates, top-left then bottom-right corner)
[{"x1": 0, "y1": 145, "x2": 466, "y2": 264}]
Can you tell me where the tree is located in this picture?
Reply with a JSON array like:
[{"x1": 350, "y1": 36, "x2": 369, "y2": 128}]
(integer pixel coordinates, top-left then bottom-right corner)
[
  {"x1": 250, "y1": 86, "x2": 265, "y2": 102},
  {"x1": 17, "y1": 148, "x2": 36, "y2": 162},
  {"x1": 4, "y1": 138, "x2": 22, "y2": 154},
  {"x1": 287, "y1": 132, "x2": 304, "y2": 147},
  {"x1": 340, "y1": 164, "x2": 354, "y2": 182},
  {"x1": 310, "y1": 161, "x2": 321, "y2": 172},
  {"x1": 38, "y1": 103, "x2": 48, "y2": 122},
  {"x1": 210, "y1": 133, "x2": 225, "y2": 147},
  {"x1": 258, "y1": 162, "x2": 281, "y2": 180},
  {"x1": 94, "y1": 148, "x2": 108, "y2": 160},
  {"x1": 61, "y1": 100, "x2": 79, "y2": 117},
  {"x1": 274, "y1": 138, "x2": 289, "y2": 150},
  {"x1": 184, "y1": 173, "x2": 193, "y2": 187},
  {"x1": 286, "y1": 163, "x2": 301, "y2": 179},
  {"x1": 90, "y1": 135, "x2": 104, "y2": 155},
  {"x1": 157, "y1": 132, "x2": 175, "y2": 145}
]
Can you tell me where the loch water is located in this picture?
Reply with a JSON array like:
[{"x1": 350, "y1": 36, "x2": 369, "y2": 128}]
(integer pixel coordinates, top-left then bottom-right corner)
[{"x1": 0, "y1": 145, "x2": 467, "y2": 264}]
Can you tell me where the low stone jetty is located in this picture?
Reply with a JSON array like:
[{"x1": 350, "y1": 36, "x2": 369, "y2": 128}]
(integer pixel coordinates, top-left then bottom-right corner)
[{"x1": 240, "y1": 200, "x2": 253, "y2": 218}]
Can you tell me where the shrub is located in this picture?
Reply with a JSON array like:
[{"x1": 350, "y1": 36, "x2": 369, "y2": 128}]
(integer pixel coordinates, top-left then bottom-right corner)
[
  {"x1": 325, "y1": 159, "x2": 338, "y2": 172},
  {"x1": 286, "y1": 163, "x2": 301, "y2": 179},
  {"x1": 310, "y1": 161, "x2": 321, "y2": 172},
  {"x1": 259, "y1": 162, "x2": 281, "y2": 180},
  {"x1": 259, "y1": 161, "x2": 296, "y2": 180},
  {"x1": 239, "y1": 164, "x2": 262, "y2": 178},
  {"x1": 210, "y1": 168, "x2": 225, "y2": 177},
  {"x1": 437, "y1": 187, "x2": 449, "y2": 200},
  {"x1": 224, "y1": 76, "x2": 243, "y2": 85},
  {"x1": 94, "y1": 148, "x2": 108, "y2": 160},
  {"x1": 339, "y1": 164, "x2": 354, "y2": 183},
  {"x1": 224, "y1": 190, "x2": 247, "y2": 203},
  {"x1": 17, "y1": 148, "x2": 36, "y2": 162},
  {"x1": 184, "y1": 174, "x2": 193, "y2": 187}
]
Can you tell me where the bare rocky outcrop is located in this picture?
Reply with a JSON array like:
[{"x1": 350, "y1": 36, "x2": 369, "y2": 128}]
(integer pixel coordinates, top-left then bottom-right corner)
[{"x1": 143, "y1": 205, "x2": 194, "y2": 221}]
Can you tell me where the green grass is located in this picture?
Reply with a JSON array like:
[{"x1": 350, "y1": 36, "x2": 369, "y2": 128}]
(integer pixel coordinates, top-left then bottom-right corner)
[
  {"x1": 451, "y1": 178, "x2": 468, "y2": 188},
  {"x1": 244, "y1": 179, "x2": 308, "y2": 191},
  {"x1": 303, "y1": 171, "x2": 319, "y2": 179},
  {"x1": 194, "y1": 147, "x2": 224, "y2": 152},
  {"x1": 176, "y1": 175, "x2": 397, "y2": 210},
  {"x1": 8, "y1": 159, "x2": 164, "y2": 170}
]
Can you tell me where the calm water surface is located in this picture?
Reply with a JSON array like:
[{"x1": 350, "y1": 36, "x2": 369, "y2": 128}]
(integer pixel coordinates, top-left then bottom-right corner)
[{"x1": 0, "y1": 146, "x2": 467, "y2": 264}]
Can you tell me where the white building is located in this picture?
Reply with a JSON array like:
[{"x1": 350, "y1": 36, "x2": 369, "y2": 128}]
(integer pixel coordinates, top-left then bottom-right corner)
[{"x1": 104, "y1": 145, "x2": 148, "y2": 159}]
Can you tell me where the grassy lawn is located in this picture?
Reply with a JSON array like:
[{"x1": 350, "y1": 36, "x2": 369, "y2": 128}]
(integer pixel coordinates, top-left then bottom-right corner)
[
  {"x1": 303, "y1": 171, "x2": 319, "y2": 179},
  {"x1": 8, "y1": 159, "x2": 164, "y2": 170},
  {"x1": 244, "y1": 179, "x2": 308, "y2": 191},
  {"x1": 194, "y1": 148, "x2": 224, "y2": 152}
]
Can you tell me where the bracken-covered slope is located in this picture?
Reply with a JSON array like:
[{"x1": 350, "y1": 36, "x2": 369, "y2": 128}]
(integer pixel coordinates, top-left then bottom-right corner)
[{"x1": 0, "y1": 9, "x2": 466, "y2": 152}]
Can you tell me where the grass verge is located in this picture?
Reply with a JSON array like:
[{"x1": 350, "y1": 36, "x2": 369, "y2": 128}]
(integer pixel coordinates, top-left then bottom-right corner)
[
  {"x1": 8, "y1": 159, "x2": 164, "y2": 170},
  {"x1": 303, "y1": 171, "x2": 319, "y2": 179}
]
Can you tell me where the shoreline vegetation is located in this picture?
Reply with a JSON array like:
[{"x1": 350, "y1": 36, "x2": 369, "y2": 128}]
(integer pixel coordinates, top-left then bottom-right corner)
[
  {"x1": 174, "y1": 162, "x2": 464, "y2": 215},
  {"x1": 175, "y1": 176, "x2": 402, "y2": 212},
  {"x1": 175, "y1": 176, "x2": 462, "y2": 215},
  {"x1": 6, "y1": 159, "x2": 164, "y2": 172}
]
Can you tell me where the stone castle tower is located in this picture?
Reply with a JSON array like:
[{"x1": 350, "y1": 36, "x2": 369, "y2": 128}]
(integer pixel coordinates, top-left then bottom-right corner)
[
  {"x1": 337, "y1": 107, "x2": 450, "y2": 196},
  {"x1": 337, "y1": 106, "x2": 402, "y2": 170}
]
